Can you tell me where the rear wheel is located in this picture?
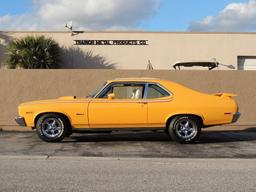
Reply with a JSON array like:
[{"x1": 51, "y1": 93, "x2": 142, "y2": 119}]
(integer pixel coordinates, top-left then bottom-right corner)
[
  {"x1": 167, "y1": 116, "x2": 201, "y2": 144},
  {"x1": 36, "y1": 114, "x2": 69, "y2": 142}
]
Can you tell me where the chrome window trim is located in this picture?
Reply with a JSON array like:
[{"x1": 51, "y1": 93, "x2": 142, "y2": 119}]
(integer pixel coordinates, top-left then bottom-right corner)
[
  {"x1": 94, "y1": 83, "x2": 111, "y2": 98},
  {"x1": 146, "y1": 83, "x2": 172, "y2": 99},
  {"x1": 143, "y1": 83, "x2": 149, "y2": 99},
  {"x1": 94, "y1": 81, "x2": 172, "y2": 99},
  {"x1": 93, "y1": 83, "x2": 109, "y2": 98},
  {"x1": 95, "y1": 81, "x2": 147, "y2": 99}
]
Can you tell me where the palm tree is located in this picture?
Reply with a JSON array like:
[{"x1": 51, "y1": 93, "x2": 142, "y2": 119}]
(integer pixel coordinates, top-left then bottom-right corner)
[{"x1": 6, "y1": 36, "x2": 60, "y2": 69}]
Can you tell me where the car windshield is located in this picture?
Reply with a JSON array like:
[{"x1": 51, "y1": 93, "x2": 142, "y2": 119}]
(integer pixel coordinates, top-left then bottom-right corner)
[{"x1": 86, "y1": 82, "x2": 107, "y2": 98}]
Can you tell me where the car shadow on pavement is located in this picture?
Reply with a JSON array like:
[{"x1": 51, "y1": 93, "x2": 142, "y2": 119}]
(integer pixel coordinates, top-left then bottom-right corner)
[
  {"x1": 197, "y1": 127, "x2": 256, "y2": 144},
  {"x1": 67, "y1": 131, "x2": 171, "y2": 143},
  {"x1": 64, "y1": 127, "x2": 256, "y2": 144}
]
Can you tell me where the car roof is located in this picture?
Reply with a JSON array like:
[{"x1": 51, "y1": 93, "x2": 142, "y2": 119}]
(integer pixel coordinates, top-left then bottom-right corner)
[
  {"x1": 106, "y1": 78, "x2": 195, "y2": 95},
  {"x1": 108, "y1": 77, "x2": 161, "y2": 83}
]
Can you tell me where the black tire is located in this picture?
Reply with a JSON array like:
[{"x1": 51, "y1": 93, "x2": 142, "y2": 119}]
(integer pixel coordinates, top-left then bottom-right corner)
[
  {"x1": 36, "y1": 113, "x2": 69, "y2": 142},
  {"x1": 167, "y1": 116, "x2": 201, "y2": 144}
]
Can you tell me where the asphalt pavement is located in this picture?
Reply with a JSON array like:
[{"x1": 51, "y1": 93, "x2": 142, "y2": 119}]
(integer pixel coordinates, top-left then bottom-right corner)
[
  {"x1": 0, "y1": 127, "x2": 256, "y2": 158},
  {"x1": 1, "y1": 127, "x2": 256, "y2": 192},
  {"x1": 0, "y1": 157, "x2": 255, "y2": 192}
]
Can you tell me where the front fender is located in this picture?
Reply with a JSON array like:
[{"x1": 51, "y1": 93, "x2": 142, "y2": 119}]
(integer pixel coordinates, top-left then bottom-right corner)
[
  {"x1": 32, "y1": 111, "x2": 73, "y2": 127},
  {"x1": 19, "y1": 102, "x2": 89, "y2": 128}
]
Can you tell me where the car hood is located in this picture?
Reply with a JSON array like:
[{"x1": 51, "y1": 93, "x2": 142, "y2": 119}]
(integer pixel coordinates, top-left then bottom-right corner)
[{"x1": 20, "y1": 96, "x2": 91, "y2": 106}]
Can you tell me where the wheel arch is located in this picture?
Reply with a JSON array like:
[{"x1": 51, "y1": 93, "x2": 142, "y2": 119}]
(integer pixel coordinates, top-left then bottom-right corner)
[
  {"x1": 165, "y1": 113, "x2": 205, "y2": 128},
  {"x1": 34, "y1": 112, "x2": 72, "y2": 131}
]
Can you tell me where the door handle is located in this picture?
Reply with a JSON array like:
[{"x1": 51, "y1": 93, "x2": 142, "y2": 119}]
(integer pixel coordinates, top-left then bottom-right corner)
[{"x1": 76, "y1": 113, "x2": 85, "y2": 116}]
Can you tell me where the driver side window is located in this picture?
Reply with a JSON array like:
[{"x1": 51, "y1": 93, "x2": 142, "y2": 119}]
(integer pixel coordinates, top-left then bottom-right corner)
[{"x1": 98, "y1": 83, "x2": 145, "y2": 99}]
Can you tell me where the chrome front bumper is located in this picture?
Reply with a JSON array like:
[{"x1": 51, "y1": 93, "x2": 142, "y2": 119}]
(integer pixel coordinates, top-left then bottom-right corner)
[
  {"x1": 15, "y1": 116, "x2": 26, "y2": 127},
  {"x1": 232, "y1": 112, "x2": 241, "y2": 123}
]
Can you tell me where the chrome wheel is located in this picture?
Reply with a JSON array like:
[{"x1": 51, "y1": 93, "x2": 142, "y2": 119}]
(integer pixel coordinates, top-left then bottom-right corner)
[
  {"x1": 41, "y1": 117, "x2": 64, "y2": 139},
  {"x1": 175, "y1": 119, "x2": 197, "y2": 141}
]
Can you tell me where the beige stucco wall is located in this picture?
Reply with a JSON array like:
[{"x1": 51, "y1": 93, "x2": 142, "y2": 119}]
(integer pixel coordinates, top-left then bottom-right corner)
[
  {"x1": 1, "y1": 31, "x2": 256, "y2": 69},
  {"x1": 0, "y1": 70, "x2": 255, "y2": 131}
]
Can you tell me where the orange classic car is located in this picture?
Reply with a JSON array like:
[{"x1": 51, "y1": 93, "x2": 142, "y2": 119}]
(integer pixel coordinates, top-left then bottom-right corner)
[{"x1": 15, "y1": 78, "x2": 240, "y2": 143}]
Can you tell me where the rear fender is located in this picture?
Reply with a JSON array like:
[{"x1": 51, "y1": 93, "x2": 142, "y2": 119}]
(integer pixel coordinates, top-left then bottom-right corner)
[{"x1": 165, "y1": 113, "x2": 205, "y2": 126}]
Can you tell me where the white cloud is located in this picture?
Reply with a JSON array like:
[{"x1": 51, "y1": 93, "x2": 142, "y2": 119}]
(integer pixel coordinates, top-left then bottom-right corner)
[
  {"x1": 189, "y1": 0, "x2": 256, "y2": 32},
  {"x1": 0, "y1": 0, "x2": 160, "y2": 30}
]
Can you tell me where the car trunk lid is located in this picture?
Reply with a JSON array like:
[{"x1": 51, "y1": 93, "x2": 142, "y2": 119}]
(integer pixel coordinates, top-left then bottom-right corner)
[{"x1": 213, "y1": 93, "x2": 237, "y2": 98}]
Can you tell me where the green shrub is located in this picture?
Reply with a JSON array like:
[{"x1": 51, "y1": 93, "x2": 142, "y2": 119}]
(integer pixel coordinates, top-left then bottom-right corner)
[{"x1": 6, "y1": 36, "x2": 60, "y2": 69}]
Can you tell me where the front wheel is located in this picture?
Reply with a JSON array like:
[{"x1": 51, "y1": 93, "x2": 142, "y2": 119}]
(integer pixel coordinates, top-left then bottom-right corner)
[
  {"x1": 36, "y1": 114, "x2": 68, "y2": 142},
  {"x1": 167, "y1": 116, "x2": 201, "y2": 144}
]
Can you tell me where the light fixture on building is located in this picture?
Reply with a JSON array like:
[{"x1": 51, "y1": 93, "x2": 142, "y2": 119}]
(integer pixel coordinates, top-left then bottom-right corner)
[
  {"x1": 147, "y1": 60, "x2": 154, "y2": 70},
  {"x1": 65, "y1": 21, "x2": 84, "y2": 36},
  {"x1": 65, "y1": 21, "x2": 73, "y2": 31},
  {"x1": 212, "y1": 58, "x2": 235, "y2": 69},
  {"x1": 173, "y1": 58, "x2": 235, "y2": 70}
]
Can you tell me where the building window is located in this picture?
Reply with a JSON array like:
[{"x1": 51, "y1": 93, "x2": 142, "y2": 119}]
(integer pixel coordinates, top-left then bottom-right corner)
[{"x1": 238, "y1": 56, "x2": 256, "y2": 70}]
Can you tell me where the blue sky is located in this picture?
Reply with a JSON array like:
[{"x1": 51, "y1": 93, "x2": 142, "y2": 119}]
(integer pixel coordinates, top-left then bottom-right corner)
[
  {"x1": 0, "y1": 0, "x2": 33, "y2": 15},
  {"x1": 0, "y1": 0, "x2": 255, "y2": 31},
  {"x1": 140, "y1": 0, "x2": 249, "y2": 31}
]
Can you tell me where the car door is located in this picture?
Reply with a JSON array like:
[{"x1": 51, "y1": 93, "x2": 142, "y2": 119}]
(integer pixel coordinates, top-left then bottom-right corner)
[
  {"x1": 146, "y1": 83, "x2": 173, "y2": 128},
  {"x1": 88, "y1": 82, "x2": 148, "y2": 128}
]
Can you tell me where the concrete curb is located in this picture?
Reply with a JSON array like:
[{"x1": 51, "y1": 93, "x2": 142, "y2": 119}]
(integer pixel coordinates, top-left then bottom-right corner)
[
  {"x1": 0, "y1": 155, "x2": 48, "y2": 160},
  {"x1": 0, "y1": 155, "x2": 256, "y2": 162}
]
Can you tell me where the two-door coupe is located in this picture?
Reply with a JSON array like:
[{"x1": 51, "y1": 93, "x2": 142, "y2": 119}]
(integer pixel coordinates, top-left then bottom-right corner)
[{"x1": 15, "y1": 78, "x2": 240, "y2": 143}]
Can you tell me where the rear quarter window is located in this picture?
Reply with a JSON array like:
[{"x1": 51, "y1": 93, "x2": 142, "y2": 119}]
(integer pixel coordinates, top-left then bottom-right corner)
[{"x1": 147, "y1": 84, "x2": 170, "y2": 99}]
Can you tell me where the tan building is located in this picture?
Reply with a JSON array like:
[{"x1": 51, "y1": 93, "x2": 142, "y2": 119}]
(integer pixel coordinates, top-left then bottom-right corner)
[{"x1": 1, "y1": 31, "x2": 256, "y2": 70}]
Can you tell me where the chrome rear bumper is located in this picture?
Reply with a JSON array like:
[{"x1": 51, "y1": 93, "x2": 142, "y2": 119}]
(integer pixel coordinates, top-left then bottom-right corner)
[
  {"x1": 232, "y1": 112, "x2": 241, "y2": 123},
  {"x1": 15, "y1": 116, "x2": 26, "y2": 127}
]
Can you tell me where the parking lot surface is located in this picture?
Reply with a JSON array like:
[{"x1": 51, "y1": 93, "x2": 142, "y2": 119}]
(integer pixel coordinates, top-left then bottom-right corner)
[
  {"x1": 0, "y1": 127, "x2": 256, "y2": 158},
  {"x1": 0, "y1": 157, "x2": 255, "y2": 192}
]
